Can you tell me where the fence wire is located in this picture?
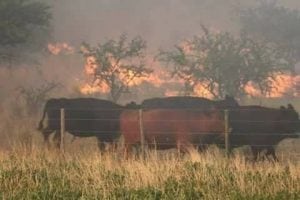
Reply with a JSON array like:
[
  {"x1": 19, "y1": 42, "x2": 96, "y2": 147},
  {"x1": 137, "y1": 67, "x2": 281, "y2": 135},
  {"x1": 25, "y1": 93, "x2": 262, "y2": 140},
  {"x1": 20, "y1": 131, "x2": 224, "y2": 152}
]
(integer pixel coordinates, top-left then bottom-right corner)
[
  {"x1": 41, "y1": 129, "x2": 299, "y2": 137},
  {"x1": 41, "y1": 118, "x2": 299, "y2": 123},
  {"x1": 35, "y1": 107, "x2": 300, "y2": 159},
  {"x1": 41, "y1": 108, "x2": 298, "y2": 111}
]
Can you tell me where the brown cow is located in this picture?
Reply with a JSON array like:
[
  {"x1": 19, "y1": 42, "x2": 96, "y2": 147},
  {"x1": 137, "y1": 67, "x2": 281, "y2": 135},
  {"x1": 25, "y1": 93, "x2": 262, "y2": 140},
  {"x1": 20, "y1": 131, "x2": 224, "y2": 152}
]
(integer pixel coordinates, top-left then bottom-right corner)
[{"x1": 120, "y1": 108, "x2": 225, "y2": 156}]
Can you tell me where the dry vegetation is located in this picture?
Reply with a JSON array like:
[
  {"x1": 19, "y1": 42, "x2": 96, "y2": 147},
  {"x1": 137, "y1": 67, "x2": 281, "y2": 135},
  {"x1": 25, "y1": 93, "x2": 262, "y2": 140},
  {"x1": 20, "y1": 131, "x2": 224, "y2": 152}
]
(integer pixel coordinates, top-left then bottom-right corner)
[
  {"x1": 0, "y1": 142, "x2": 299, "y2": 200},
  {"x1": 0, "y1": 98, "x2": 299, "y2": 199}
]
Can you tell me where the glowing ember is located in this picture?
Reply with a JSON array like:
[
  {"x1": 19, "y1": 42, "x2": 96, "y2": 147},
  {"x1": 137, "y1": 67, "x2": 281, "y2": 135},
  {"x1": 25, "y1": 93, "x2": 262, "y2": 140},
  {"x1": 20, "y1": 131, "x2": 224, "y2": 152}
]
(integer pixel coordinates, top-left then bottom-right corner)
[
  {"x1": 295, "y1": 76, "x2": 300, "y2": 96},
  {"x1": 48, "y1": 42, "x2": 74, "y2": 55},
  {"x1": 193, "y1": 83, "x2": 215, "y2": 99},
  {"x1": 84, "y1": 56, "x2": 98, "y2": 75},
  {"x1": 80, "y1": 81, "x2": 110, "y2": 95},
  {"x1": 165, "y1": 90, "x2": 180, "y2": 97},
  {"x1": 145, "y1": 73, "x2": 166, "y2": 87}
]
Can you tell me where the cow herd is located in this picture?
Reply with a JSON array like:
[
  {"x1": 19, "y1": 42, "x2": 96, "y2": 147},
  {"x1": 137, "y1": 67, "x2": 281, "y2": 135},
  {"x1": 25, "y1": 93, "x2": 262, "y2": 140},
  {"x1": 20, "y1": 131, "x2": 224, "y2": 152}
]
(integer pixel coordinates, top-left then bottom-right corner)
[{"x1": 38, "y1": 96, "x2": 300, "y2": 161}]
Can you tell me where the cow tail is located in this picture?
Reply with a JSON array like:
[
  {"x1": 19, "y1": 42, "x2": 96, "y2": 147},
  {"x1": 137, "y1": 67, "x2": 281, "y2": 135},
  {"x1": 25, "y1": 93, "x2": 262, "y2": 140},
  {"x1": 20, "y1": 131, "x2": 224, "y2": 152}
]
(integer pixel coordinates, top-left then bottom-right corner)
[{"x1": 38, "y1": 106, "x2": 47, "y2": 131}]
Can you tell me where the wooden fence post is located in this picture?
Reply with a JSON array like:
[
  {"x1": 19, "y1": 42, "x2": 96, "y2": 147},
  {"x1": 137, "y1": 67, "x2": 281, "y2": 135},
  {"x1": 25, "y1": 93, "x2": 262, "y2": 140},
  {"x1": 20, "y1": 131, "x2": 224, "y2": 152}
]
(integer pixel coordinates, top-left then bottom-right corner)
[
  {"x1": 60, "y1": 108, "x2": 65, "y2": 154},
  {"x1": 224, "y1": 109, "x2": 230, "y2": 158},
  {"x1": 138, "y1": 109, "x2": 145, "y2": 157}
]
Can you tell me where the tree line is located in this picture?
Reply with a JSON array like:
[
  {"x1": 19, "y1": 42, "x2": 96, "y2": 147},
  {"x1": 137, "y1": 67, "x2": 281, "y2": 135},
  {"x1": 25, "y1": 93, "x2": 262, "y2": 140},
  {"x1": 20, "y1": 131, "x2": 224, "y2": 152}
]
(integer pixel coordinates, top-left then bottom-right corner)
[{"x1": 1, "y1": 0, "x2": 300, "y2": 103}]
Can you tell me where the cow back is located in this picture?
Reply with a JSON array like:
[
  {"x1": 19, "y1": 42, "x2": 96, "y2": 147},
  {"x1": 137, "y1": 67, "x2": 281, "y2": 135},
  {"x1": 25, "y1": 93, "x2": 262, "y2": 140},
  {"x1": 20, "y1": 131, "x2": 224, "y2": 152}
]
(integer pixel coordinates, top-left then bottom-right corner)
[{"x1": 120, "y1": 108, "x2": 224, "y2": 149}]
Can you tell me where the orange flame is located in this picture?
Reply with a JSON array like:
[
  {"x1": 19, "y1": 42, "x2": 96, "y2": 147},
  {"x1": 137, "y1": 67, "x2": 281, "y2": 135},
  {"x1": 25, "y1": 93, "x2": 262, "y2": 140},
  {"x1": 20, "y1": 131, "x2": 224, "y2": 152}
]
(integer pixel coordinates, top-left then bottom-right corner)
[
  {"x1": 78, "y1": 41, "x2": 300, "y2": 99},
  {"x1": 245, "y1": 74, "x2": 300, "y2": 98},
  {"x1": 84, "y1": 56, "x2": 98, "y2": 75},
  {"x1": 80, "y1": 83, "x2": 110, "y2": 95},
  {"x1": 80, "y1": 54, "x2": 300, "y2": 98},
  {"x1": 79, "y1": 53, "x2": 169, "y2": 95},
  {"x1": 47, "y1": 42, "x2": 74, "y2": 55},
  {"x1": 193, "y1": 83, "x2": 215, "y2": 99}
]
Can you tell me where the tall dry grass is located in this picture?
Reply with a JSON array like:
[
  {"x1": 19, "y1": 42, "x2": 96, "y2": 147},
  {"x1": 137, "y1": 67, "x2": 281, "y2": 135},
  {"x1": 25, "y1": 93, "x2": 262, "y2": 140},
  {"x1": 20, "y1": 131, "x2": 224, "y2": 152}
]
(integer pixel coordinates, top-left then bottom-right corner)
[
  {"x1": 0, "y1": 106, "x2": 299, "y2": 199},
  {"x1": 0, "y1": 144, "x2": 299, "y2": 200}
]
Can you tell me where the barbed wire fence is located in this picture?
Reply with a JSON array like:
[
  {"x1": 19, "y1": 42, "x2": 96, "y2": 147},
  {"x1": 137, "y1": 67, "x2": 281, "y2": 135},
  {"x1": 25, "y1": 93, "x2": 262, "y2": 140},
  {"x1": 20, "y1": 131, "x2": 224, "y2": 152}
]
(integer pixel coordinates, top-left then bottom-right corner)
[{"x1": 40, "y1": 108, "x2": 300, "y2": 160}]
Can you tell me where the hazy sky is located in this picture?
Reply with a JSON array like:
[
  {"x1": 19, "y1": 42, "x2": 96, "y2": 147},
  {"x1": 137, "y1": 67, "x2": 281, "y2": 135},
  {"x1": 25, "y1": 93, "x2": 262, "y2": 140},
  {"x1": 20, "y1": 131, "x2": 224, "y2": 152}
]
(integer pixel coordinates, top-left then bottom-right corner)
[{"x1": 51, "y1": 0, "x2": 300, "y2": 51}]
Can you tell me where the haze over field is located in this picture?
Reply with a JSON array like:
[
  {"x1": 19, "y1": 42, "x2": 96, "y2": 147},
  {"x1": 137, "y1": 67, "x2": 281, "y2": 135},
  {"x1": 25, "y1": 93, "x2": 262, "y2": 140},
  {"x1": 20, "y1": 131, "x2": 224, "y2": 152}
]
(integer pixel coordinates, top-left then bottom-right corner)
[
  {"x1": 1, "y1": 0, "x2": 300, "y2": 114},
  {"x1": 51, "y1": 0, "x2": 300, "y2": 49},
  {"x1": 0, "y1": 2, "x2": 300, "y2": 199}
]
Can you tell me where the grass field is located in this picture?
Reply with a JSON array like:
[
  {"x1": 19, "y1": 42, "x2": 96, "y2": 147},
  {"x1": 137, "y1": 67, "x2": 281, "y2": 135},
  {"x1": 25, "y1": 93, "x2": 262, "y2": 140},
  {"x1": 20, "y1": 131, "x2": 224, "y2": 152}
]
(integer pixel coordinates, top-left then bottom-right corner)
[
  {"x1": 0, "y1": 97, "x2": 300, "y2": 199},
  {"x1": 0, "y1": 145, "x2": 299, "y2": 200}
]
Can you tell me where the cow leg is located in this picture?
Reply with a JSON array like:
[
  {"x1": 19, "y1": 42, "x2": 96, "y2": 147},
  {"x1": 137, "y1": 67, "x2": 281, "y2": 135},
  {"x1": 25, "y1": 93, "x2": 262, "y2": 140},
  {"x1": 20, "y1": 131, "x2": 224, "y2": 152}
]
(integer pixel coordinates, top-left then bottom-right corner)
[
  {"x1": 176, "y1": 141, "x2": 183, "y2": 156},
  {"x1": 266, "y1": 147, "x2": 279, "y2": 162},
  {"x1": 70, "y1": 136, "x2": 77, "y2": 143},
  {"x1": 251, "y1": 146, "x2": 261, "y2": 162},
  {"x1": 42, "y1": 130, "x2": 53, "y2": 149},
  {"x1": 197, "y1": 144, "x2": 207, "y2": 153},
  {"x1": 97, "y1": 139, "x2": 106, "y2": 153},
  {"x1": 108, "y1": 142, "x2": 117, "y2": 153},
  {"x1": 177, "y1": 140, "x2": 192, "y2": 157},
  {"x1": 123, "y1": 143, "x2": 132, "y2": 159},
  {"x1": 53, "y1": 131, "x2": 61, "y2": 149}
]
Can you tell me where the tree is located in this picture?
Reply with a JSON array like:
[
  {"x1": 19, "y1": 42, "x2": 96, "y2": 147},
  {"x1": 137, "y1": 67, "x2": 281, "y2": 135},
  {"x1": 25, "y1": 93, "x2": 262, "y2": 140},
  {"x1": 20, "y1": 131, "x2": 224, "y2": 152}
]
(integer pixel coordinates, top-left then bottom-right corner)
[
  {"x1": 80, "y1": 34, "x2": 153, "y2": 102},
  {"x1": 17, "y1": 81, "x2": 60, "y2": 116},
  {"x1": 159, "y1": 26, "x2": 292, "y2": 99},
  {"x1": 0, "y1": 0, "x2": 51, "y2": 67},
  {"x1": 239, "y1": 0, "x2": 300, "y2": 66}
]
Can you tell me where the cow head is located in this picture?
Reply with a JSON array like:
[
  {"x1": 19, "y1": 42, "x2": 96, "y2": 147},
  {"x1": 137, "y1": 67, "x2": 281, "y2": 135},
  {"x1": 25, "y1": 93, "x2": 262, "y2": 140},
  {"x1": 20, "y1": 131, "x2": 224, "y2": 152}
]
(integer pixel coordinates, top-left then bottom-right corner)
[
  {"x1": 38, "y1": 98, "x2": 66, "y2": 146},
  {"x1": 280, "y1": 104, "x2": 300, "y2": 137},
  {"x1": 286, "y1": 104, "x2": 300, "y2": 133}
]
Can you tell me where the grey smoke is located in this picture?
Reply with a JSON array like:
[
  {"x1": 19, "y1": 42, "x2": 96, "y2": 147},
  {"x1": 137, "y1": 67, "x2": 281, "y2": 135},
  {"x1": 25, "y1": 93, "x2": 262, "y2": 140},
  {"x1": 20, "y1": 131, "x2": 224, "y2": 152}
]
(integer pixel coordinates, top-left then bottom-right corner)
[{"x1": 51, "y1": 0, "x2": 300, "y2": 50}]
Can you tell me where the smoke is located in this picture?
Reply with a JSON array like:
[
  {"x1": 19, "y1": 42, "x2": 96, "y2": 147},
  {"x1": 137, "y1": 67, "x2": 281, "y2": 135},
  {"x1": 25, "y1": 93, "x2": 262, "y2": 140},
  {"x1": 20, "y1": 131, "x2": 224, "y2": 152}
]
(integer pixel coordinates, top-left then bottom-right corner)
[
  {"x1": 2, "y1": 0, "x2": 300, "y2": 103},
  {"x1": 50, "y1": 0, "x2": 300, "y2": 48},
  {"x1": 51, "y1": 0, "x2": 241, "y2": 49},
  {"x1": 0, "y1": 0, "x2": 300, "y2": 149}
]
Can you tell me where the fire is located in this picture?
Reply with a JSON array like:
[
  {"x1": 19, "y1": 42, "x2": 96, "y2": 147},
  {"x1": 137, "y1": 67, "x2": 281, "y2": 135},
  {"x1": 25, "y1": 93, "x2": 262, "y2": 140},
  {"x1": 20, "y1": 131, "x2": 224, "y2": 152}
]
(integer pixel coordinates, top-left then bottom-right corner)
[
  {"x1": 123, "y1": 70, "x2": 168, "y2": 87},
  {"x1": 80, "y1": 52, "x2": 300, "y2": 98},
  {"x1": 84, "y1": 56, "x2": 98, "y2": 75},
  {"x1": 145, "y1": 73, "x2": 166, "y2": 87},
  {"x1": 295, "y1": 76, "x2": 300, "y2": 96},
  {"x1": 80, "y1": 79, "x2": 110, "y2": 95},
  {"x1": 245, "y1": 74, "x2": 300, "y2": 98},
  {"x1": 164, "y1": 90, "x2": 180, "y2": 97},
  {"x1": 164, "y1": 84, "x2": 214, "y2": 99},
  {"x1": 80, "y1": 66, "x2": 167, "y2": 94},
  {"x1": 79, "y1": 51, "x2": 170, "y2": 95},
  {"x1": 77, "y1": 41, "x2": 300, "y2": 99},
  {"x1": 193, "y1": 83, "x2": 215, "y2": 99},
  {"x1": 164, "y1": 73, "x2": 300, "y2": 99},
  {"x1": 47, "y1": 42, "x2": 74, "y2": 55}
]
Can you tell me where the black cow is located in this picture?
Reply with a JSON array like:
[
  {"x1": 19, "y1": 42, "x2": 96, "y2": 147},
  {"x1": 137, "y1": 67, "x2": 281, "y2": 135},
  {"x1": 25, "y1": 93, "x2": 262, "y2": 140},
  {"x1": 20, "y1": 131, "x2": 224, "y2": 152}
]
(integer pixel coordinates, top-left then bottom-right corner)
[
  {"x1": 228, "y1": 104, "x2": 300, "y2": 161},
  {"x1": 38, "y1": 98, "x2": 123, "y2": 150},
  {"x1": 141, "y1": 95, "x2": 239, "y2": 110}
]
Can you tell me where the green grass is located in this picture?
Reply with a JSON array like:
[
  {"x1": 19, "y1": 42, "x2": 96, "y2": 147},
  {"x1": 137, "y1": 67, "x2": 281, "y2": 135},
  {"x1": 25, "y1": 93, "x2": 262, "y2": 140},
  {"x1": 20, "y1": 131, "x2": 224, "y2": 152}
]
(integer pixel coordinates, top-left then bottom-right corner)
[{"x1": 0, "y1": 147, "x2": 299, "y2": 200}]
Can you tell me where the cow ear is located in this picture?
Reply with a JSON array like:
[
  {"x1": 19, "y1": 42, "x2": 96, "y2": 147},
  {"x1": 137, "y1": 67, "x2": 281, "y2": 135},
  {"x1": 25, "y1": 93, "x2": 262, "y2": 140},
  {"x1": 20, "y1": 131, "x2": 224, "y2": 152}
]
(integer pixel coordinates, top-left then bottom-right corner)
[
  {"x1": 280, "y1": 106, "x2": 286, "y2": 110},
  {"x1": 287, "y1": 104, "x2": 294, "y2": 110}
]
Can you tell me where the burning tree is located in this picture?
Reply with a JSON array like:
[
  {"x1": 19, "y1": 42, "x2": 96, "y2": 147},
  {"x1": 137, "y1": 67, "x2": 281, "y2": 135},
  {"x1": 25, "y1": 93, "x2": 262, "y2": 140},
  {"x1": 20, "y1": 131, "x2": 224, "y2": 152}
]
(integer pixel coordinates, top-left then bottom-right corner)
[
  {"x1": 80, "y1": 34, "x2": 152, "y2": 102},
  {"x1": 159, "y1": 26, "x2": 292, "y2": 99}
]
